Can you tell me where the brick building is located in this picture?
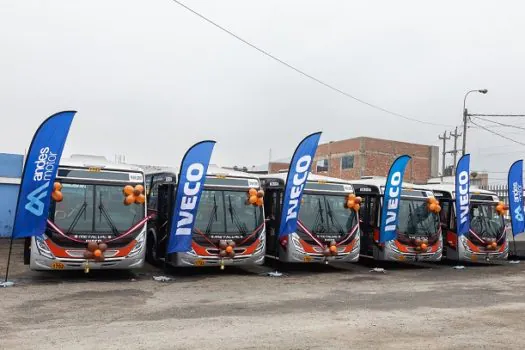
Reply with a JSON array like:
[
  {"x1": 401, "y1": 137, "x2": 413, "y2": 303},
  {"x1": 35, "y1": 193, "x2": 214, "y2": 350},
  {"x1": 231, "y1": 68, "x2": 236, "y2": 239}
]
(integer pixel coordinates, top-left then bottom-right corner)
[{"x1": 311, "y1": 137, "x2": 439, "y2": 184}]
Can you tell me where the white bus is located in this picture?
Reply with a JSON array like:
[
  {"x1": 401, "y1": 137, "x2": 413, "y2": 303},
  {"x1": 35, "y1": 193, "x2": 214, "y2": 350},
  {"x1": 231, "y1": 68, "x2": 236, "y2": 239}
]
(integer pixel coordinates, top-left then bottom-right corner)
[
  {"x1": 144, "y1": 165, "x2": 266, "y2": 268},
  {"x1": 25, "y1": 155, "x2": 147, "y2": 271},
  {"x1": 349, "y1": 177, "x2": 442, "y2": 262},
  {"x1": 260, "y1": 173, "x2": 360, "y2": 264},
  {"x1": 423, "y1": 182, "x2": 508, "y2": 262}
]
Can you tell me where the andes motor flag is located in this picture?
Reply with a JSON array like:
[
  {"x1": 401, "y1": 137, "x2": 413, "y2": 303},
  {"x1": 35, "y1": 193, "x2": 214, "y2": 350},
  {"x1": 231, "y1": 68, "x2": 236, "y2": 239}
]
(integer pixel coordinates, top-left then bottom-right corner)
[
  {"x1": 168, "y1": 140, "x2": 216, "y2": 253},
  {"x1": 379, "y1": 155, "x2": 411, "y2": 243},
  {"x1": 12, "y1": 111, "x2": 76, "y2": 239},
  {"x1": 278, "y1": 132, "x2": 322, "y2": 238},
  {"x1": 455, "y1": 154, "x2": 471, "y2": 237},
  {"x1": 508, "y1": 160, "x2": 524, "y2": 237}
]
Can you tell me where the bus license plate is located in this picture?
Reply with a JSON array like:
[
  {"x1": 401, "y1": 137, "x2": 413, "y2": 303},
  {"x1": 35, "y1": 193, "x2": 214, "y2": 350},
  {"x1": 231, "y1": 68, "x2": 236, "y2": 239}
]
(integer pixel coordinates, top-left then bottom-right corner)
[{"x1": 51, "y1": 262, "x2": 65, "y2": 270}]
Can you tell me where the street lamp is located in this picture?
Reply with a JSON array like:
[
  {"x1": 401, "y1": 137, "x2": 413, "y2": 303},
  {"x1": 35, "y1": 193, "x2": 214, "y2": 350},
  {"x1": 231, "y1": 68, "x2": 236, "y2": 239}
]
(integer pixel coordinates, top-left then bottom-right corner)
[{"x1": 462, "y1": 89, "x2": 488, "y2": 155}]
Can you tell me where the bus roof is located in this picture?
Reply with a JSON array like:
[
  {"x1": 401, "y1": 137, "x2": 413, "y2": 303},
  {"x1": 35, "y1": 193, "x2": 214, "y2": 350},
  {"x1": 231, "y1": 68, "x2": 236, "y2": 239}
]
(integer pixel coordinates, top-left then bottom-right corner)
[
  {"x1": 260, "y1": 172, "x2": 353, "y2": 185},
  {"x1": 347, "y1": 177, "x2": 427, "y2": 193},
  {"x1": 421, "y1": 183, "x2": 498, "y2": 199},
  {"x1": 144, "y1": 164, "x2": 260, "y2": 180},
  {"x1": 60, "y1": 155, "x2": 143, "y2": 173}
]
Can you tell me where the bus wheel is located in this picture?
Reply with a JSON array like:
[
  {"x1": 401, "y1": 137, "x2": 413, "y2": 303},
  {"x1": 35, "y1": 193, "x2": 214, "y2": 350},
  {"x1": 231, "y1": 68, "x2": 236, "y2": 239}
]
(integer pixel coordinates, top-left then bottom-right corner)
[{"x1": 146, "y1": 233, "x2": 159, "y2": 266}]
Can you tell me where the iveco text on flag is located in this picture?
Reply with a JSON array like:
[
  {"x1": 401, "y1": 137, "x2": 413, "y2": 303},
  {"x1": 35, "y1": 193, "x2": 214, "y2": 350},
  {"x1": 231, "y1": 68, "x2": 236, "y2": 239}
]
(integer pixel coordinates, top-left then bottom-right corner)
[
  {"x1": 379, "y1": 155, "x2": 411, "y2": 243},
  {"x1": 455, "y1": 154, "x2": 471, "y2": 237},
  {"x1": 12, "y1": 111, "x2": 76, "y2": 239},
  {"x1": 278, "y1": 132, "x2": 322, "y2": 238},
  {"x1": 508, "y1": 160, "x2": 524, "y2": 237},
  {"x1": 168, "y1": 140, "x2": 215, "y2": 253}
]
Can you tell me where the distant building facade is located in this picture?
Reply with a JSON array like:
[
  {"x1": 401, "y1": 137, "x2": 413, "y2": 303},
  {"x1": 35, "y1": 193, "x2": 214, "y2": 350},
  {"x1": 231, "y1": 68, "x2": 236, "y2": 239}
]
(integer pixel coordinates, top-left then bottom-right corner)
[{"x1": 311, "y1": 137, "x2": 439, "y2": 184}]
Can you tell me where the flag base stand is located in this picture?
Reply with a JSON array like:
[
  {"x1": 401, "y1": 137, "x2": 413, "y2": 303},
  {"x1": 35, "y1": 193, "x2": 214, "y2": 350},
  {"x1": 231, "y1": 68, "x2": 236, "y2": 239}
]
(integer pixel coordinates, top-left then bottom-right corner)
[
  {"x1": 453, "y1": 265, "x2": 465, "y2": 270},
  {"x1": 0, "y1": 281, "x2": 15, "y2": 288},
  {"x1": 509, "y1": 260, "x2": 520, "y2": 264},
  {"x1": 265, "y1": 270, "x2": 283, "y2": 277}
]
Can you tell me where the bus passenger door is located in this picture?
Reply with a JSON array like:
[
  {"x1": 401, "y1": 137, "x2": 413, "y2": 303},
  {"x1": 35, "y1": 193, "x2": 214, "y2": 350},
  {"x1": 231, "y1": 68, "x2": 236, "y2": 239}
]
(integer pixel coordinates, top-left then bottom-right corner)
[
  {"x1": 359, "y1": 195, "x2": 379, "y2": 256},
  {"x1": 263, "y1": 189, "x2": 281, "y2": 258},
  {"x1": 156, "y1": 183, "x2": 175, "y2": 259}
]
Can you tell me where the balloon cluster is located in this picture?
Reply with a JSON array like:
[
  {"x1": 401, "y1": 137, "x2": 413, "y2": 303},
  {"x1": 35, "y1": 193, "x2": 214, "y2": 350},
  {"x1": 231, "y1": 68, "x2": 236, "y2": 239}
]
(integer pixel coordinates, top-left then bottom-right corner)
[
  {"x1": 247, "y1": 188, "x2": 264, "y2": 207},
  {"x1": 427, "y1": 197, "x2": 441, "y2": 213},
  {"x1": 219, "y1": 240, "x2": 236, "y2": 258},
  {"x1": 414, "y1": 238, "x2": 429, "y2": 252},
  {"x1": 83, "y1": 241, "x2": 108, "y2": 262},
  {"x1": 323, "y1": 240, "x2": 338, "y2": 256},
  {"x1": 123, "y1": 185, "x2": 146, "y2": 205},
  {"x1": 496, "y1": 201, "x2": 508, "y2": 216},
  {"x1": 51, "y1": 182, "x2": 63, "y2": 202},
  {"x1": 485, "y1": 238, "x2": 498, "y2": 250},
  {"x1": 345, "y1": 194, "x2": 361, "y2": 212}
]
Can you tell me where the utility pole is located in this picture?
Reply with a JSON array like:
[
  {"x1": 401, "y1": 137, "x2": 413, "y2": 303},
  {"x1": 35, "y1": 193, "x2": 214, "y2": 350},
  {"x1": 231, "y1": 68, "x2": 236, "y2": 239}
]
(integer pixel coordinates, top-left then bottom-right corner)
[
  {"x1": 438, "y1": 131, "x2": 450, "y2": 178},
  {"x1": 448, "y1": 127, "x2": 462, "y2": 175}
]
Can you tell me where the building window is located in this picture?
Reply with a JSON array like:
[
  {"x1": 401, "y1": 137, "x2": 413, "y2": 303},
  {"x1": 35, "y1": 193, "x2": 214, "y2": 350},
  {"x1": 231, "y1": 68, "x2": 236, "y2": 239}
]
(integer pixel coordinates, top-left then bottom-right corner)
[
  {"x1": 316, "y1": 159, "x2": 329, "y2": 172},
  {"x1": 341, "y1": 155, "x2": 354, "y2": 170}
]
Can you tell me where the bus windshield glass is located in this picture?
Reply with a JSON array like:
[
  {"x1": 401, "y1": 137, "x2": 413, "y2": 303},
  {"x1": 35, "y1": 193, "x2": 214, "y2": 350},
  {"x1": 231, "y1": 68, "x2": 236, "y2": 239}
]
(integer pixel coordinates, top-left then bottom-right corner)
[
  {"x1": 470, "y1": 202, "x2": 505, "y2": 238},
  {"x1": 298, "y1": 193, "x2": 358, "y2": 240},
  {"x1": 195, "y1": 189, "x2": 264, "y2": 239},
  {"x1": 396, "y1": 198, "x2": 439, "y2": 237},
  {"x1": 52, "y1": 182, "x2": 146, "y2": 236}
]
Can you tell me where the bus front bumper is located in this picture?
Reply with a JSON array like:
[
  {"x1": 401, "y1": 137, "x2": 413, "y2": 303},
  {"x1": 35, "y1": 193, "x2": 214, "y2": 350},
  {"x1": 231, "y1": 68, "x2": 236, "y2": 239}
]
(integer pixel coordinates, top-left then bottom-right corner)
[{"x1": 29, "y1": 235, "x2": 146, "y2": 271}]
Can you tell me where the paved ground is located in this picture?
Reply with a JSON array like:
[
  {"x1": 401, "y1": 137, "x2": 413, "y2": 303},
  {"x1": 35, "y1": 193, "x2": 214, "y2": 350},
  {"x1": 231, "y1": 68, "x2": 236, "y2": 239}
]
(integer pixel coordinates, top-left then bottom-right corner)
[{"x1": 1, "y1": 240, "x2": 525, "y2": 349}]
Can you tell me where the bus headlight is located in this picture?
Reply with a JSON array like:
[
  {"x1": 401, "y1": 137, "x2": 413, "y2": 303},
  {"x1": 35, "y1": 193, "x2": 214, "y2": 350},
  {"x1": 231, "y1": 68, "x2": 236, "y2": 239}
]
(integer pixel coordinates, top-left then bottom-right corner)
[
  {"x1": 127, "y1": 231, "x2": 146, "y2": 258},
  {"x1": 35, "y1": 235, "x2": 54, "y2": 260}
]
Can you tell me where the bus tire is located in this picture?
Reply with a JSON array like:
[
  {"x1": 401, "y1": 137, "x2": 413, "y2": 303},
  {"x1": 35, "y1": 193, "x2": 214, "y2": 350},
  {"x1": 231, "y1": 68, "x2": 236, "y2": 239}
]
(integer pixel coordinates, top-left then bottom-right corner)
[
  {"x1": 23, "y1": 238, "x2": 31, "y2": 265},
  {"x1": 146, "y1": 231, "x2": 159, "y2": 266}
]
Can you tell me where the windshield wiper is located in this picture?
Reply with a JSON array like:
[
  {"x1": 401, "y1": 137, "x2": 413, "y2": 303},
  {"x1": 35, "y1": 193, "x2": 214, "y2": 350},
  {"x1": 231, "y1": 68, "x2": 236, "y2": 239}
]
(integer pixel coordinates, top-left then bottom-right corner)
[
  {"x1": 326, "y1": 200, "x2": 345, "y2": 234},
  {"x1": 205, "y1": 194, "x2": 219, "y2": 235},
  {"x1": 311, "y1": 198, "x2": 325, "y2": 234},
  {"x1": 66, "y1": 202, "x2": 87, "y2": 234},
  {"x1": 228, "y1": 195, "x2": 248, "y2": 235},
  {"x1": 99, "y1": 201, "x2": 119, "y2": 235}
]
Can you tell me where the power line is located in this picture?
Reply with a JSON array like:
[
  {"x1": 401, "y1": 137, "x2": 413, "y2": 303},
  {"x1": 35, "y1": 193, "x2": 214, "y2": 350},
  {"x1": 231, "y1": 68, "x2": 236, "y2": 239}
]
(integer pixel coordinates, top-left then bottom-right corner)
[
  {"x1": 169, "y1": 0, "x2": 454, "y2": 127},
  {"x1": 472, "y1": 116, "x2": 525, "y2": 132},
  {"x1": 469, "y1": 119, "x2": 525, "y2": 146},
  {"x1": 470, "y1": 114, "x2": 525, "y2": 117}
]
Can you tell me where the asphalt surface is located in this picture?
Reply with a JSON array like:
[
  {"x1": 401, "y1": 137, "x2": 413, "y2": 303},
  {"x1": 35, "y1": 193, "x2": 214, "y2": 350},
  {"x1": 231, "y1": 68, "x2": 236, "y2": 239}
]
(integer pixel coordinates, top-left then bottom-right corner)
[{"x1": 1, "y1": 240, "x2": 525, "y2": 349}]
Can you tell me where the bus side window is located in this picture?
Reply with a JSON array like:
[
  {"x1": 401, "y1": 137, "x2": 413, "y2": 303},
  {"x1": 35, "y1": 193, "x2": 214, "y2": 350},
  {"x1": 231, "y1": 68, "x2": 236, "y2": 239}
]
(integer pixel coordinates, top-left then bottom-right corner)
[
  {"x1": 450, "y1": 204, "x2": 457, "y2": 231},
  {"x1": 148, "y1": 182, "x2": 159, "y2": 210},
  {"x1": 369, "y1": 197, "x2": 379, "y2": 227}
]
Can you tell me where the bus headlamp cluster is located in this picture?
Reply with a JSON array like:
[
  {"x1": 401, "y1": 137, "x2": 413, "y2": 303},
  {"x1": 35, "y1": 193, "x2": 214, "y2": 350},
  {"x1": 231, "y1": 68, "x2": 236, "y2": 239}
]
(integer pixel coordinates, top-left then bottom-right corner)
[
  {"x1": 35, "y1": 235, "x2": 54, "y2": 260},
  {"x1": 127, "y1": 231, "x2": 146, "y2": 258}
]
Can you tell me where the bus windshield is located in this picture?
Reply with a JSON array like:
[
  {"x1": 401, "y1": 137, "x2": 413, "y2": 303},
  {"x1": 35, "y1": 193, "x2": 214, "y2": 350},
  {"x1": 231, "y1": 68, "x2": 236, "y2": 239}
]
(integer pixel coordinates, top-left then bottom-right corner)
[
  {"x1": 470, "y1": 202, "x2": 505, "y2": 239},
  {"x1": 52, "y1": 182, "x2": 146, "y2": 237},
  {"x1": 396, "y1": 198, "x2": 439, "y2": 237},
  {"x1": 298, "y1": 193, "x2": 358, "y2": 240},
  {"x1": 194, "y1": 189, "x2": 264, "y2": 240}
]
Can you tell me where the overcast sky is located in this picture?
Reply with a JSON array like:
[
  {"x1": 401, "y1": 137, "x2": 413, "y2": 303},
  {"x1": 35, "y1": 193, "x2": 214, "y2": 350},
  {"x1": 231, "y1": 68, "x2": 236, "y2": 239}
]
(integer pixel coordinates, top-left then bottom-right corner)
[{"x1": 1, "y1": 0, "x2": 524, "y2": 183}]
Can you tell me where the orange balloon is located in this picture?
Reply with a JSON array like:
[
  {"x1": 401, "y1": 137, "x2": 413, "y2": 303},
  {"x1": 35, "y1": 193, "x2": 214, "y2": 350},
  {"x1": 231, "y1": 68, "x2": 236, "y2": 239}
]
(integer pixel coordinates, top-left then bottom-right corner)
[
  {"x1": 257, "y1": 190, "x2": 264, "y2": 198},
  {"x1": 256, "y1": 197, "x2": 264, "y2": 207},
  {"x1": 420, "y1": 243, "x2": 428, "y2": 250},
  {"x1": 436, "y1": 205, "x2": 441, "y2": 212},
  {"x1": 491, "y1": 242, "x2": 497, "y2": 248},
  {"x1": 355, "y1": 196, "x2": 362, "y2": 204},
  {"x1": 429, "y1": 203, "x2": 437, "y2": 212},
  {"x1": 124, "y1": 194, "x2": 136, "y2": 205},
  {"x1": 134, "y1": 184, "x2": 144, "y2": 193},
  {"x1": 249, "y1": 195, "x2": 258, "y2": 204},
  {"x1": 249, "y1": 188, "x2": 257, "y2": 196},
  {"x1": 52, "y1": 190, "x2": 63, "y2": 202},
  {"x1": 225, "y1": 246, "x2": 233, "y2": 253},
  {"x1": 353, "y1": 204, "x2": 360, "y2": 212},
  {"x1": 93, "y1": 249, "x2": 102, "y2": 257},
  {"x1": 329, "y1": 245, "x2": 337, "y2": 252},
  {"x1": 53, "y1": 182, "x2": 62, "y2": 191},
  {"x1": 348, "y1": 200, "x2": 355, "y2": 208},
  {"x1": 123, "y1": 185, "x2": 134, "y2": 196},
  {"x1": 87, "y1": 241, "x2": 98, "y2": 252},
  {"x1": 135, "y1": 194, "x2": 146, "y2": 204},
  {"x1": 98, "y1": 243, "x2": 108, "y2": 252}
]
